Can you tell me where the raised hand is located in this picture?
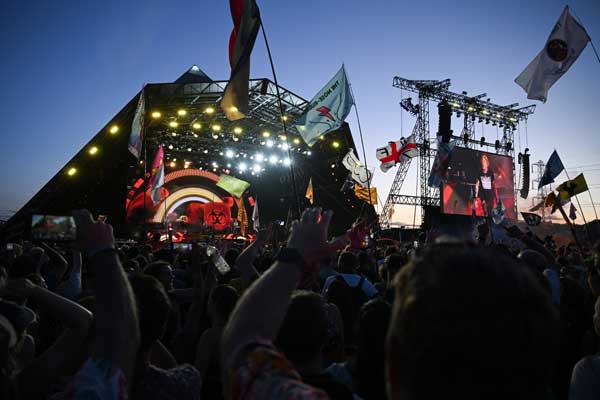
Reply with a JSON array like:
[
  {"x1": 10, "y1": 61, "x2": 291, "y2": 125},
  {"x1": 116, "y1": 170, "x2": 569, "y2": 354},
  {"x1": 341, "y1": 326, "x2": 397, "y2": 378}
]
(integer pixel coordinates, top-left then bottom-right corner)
[
  {"x1": 287, "y1": 208, "x2": 333, "y2": 258},
  {"x1": 72, "y1": 209, "x2": 115, "y2": 257}
]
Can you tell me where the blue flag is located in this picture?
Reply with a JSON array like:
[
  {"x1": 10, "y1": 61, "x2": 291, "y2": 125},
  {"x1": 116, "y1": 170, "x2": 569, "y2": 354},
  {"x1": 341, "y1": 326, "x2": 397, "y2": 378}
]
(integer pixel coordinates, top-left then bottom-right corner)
[
  {"x1": 539, "y1": 150, "x2": 564, "y2": 189},
  {"x1": 295, "y1": 66, "x2": 354, "y2": 147}
]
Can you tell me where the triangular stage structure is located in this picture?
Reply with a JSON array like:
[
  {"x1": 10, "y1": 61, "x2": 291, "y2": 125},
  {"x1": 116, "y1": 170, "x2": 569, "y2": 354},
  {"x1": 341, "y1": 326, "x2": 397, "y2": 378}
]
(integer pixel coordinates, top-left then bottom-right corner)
[{"x1": 3, "y1": 66, "x2": 374, "y2": 240}]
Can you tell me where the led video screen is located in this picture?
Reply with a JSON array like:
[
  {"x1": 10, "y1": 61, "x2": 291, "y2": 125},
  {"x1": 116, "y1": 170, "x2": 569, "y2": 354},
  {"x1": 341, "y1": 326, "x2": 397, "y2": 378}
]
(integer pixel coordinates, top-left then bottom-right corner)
[{"x1": 441, "y1": 148, "x2": 515, "y2": 220}]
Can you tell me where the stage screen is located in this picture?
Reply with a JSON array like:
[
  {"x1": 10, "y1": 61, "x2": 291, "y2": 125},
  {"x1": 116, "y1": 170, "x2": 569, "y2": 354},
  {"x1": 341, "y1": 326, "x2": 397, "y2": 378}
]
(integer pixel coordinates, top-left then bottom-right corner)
[{"x1": 441, "y1": 147, "x2": 515, "y2": 220}]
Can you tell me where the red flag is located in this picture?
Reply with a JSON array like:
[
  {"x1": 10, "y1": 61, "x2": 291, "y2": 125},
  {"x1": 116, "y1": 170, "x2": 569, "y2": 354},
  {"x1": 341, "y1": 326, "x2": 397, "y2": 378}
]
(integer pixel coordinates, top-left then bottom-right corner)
[{"x1": 221, "y1": 0, "x2": 261, "y2": 120}]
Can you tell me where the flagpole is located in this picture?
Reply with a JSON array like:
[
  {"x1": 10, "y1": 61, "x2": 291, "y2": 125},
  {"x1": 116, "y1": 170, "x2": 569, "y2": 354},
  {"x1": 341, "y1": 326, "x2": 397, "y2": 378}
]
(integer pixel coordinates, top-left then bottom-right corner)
[
  {"x1": 347, "y1": 70, "x2": 375, "y2": 212},
  {"x1": 259, "y1": 22, "x2": 301, "y2": 218}
]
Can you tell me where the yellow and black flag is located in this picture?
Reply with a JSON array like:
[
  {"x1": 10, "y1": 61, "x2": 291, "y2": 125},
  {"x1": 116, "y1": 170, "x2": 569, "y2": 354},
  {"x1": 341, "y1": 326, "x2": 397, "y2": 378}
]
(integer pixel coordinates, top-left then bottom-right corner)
[
  {"x1": 354, "y1": 184, "x2": 377, "y2": 205},
  {"x1": 556, "y1": 174, "x2": 588, "y2": 201}
]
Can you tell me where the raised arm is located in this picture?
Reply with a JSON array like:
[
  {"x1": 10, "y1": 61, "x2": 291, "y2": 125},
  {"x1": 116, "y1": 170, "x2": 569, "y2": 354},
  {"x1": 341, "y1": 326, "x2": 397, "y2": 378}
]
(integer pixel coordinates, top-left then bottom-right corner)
[
  {"x1": 221, "y1": 208, "x2": 333, "y2": 364},
  {"x1": 3, "y1": 279, "x2": 93, "y2": 397},
  {"x1": 73, "y1": 210, "x2": 140, "y2": 385}
]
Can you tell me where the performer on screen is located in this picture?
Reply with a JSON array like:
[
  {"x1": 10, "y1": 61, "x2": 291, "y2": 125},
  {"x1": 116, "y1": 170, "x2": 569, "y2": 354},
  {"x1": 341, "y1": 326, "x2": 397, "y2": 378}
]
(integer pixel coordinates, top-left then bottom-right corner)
[{"x1": 473, "y1": 154, "x2": 498, "y2": 217}]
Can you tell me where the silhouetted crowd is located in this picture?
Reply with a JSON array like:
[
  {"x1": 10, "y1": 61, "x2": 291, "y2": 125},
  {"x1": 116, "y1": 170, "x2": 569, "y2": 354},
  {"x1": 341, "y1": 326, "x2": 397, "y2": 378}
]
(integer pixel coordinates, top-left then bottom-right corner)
[{"x1": 1, "y1": 208, "x2": 599, "y2": 399}]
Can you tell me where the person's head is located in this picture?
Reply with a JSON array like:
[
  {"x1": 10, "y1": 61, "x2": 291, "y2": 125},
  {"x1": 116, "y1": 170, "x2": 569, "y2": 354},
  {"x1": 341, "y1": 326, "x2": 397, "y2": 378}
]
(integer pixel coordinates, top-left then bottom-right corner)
[
  {"x1": 480, "y1": 154, "x2": 490, "y2": 173},
  {"x1": 276, "y1": 291, "x2": 328, "y2": 365},
  {"x1": 128, "y1": 273, "x2": 172, "y2": 354},
  {"x1": 386, "y1": 243, "x2": 558, "y2": 400},
  {"x1": 517, "y1": 249, "x2": 547, "y2": 275},
  {"x1": 10, "y1": 252, "x2": 43, "y2": 278},
  {"x1": 384, "y1": 253, "x2": 406, "y2": 284},
  {"x1": 123, "y1": 259, "x2": 140, "y2": 274},
  {"x1": 338, "y1": 252, "x2": 358, "y2": 274},
  {"x1": 208, "y1": 285, "x2": 239, "y2": 323},
  {"x1": 143, "y1": 261, "x2": 174, "y2": 292}
]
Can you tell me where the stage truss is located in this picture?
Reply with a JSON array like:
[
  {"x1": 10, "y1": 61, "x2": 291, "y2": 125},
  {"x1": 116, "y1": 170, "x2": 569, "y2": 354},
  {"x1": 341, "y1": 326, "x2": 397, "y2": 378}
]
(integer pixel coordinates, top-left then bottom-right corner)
[{"x1": 379, "y1": 77, "x2": 535, "y2": 228}]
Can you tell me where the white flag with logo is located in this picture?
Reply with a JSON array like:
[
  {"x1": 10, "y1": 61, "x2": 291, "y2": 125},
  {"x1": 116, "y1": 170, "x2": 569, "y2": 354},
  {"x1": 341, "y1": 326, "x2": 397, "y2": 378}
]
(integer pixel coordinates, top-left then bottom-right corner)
[
  {"x1": 342, "y1": 150, "x2": 372, "y2": 187},
  {"x1": 515, "y1": 6, "x2": 590, "y2": 103}
]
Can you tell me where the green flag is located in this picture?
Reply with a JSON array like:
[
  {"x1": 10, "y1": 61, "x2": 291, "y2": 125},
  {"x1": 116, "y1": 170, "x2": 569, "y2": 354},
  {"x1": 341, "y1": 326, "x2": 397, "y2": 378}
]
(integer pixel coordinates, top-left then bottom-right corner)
[{"x1": 216, "y1": 174, "x2": 250, "y2": 198}]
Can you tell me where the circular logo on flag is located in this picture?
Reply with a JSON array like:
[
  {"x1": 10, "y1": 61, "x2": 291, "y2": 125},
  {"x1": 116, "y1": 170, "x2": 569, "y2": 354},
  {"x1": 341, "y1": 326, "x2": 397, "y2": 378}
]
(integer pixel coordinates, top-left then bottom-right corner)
[{"x1": 546, "y1": 39, "x2": 568, "y2": 62}]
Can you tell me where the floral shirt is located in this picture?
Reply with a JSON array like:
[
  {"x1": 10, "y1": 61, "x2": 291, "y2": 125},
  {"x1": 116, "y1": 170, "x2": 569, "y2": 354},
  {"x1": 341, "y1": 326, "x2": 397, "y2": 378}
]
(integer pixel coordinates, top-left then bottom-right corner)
[{"x1": 227, "y1": 339, "x2": 329, "y2": 400}]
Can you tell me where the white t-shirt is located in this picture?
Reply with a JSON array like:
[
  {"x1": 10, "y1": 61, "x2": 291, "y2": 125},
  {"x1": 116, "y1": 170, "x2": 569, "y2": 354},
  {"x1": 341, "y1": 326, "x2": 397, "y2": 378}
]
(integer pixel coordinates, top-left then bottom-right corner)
[{"x1": 322, "y1": 273, "x2": 378, "y2": 299}]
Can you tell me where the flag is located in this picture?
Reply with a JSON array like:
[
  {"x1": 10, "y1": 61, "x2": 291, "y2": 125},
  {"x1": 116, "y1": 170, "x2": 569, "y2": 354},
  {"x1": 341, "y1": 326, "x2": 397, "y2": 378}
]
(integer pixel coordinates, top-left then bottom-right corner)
[
  {"x1": 217, "y1": 174, "x2": 250, "y2": 198},
  {"x1": 340, "y1": 174, "x2": 355, "y2": 193},
  {"x1": 149, "y1": 145, "x2": 164, "y2": 206},
  {"x1": 428, "y1": 137, "x2": 456, "y2": 188},
  {"x1": 220, "y1": 0, "x2": 261, "y2": 120},
  {"x1": 569, "y1": 202, "x2": 577, "y2": 220},
  {"x1": 354, "y1": 184, "x2": 377, "y2": 205},
  {"x1": 538, "y1": 150, "x2": 564, "y2": 189},
  {"x1": 556, "y1": 173, "x2": 588, "y2": 200},
  {"x1": 295, "y1": 66, "x2": 354, "y2": 147},
  {"x1": 515, "y1": 6, "x2": 590, "y2": 102},
  {"x1": 529, "y1": 200, "x2": 546, "y2": 212},
  {"x1": 252, "y1": 197, "x2": 259, "y2": 231},
  {"x1": 376, "y1": 134, "x2": 418, "y2": 172},
  {"x1": 237, "y1": 201, "x2": 248, "y2": 236},
  {"x1": 305, "y1": 178, "x2": 314, "y2": 205},
  {"x1": 521, "y1": 212, "x2": 542, "y2": 226},
  {"x1": 342, "y1": 150, "x2": 372, "y2": 186},
  {"x1": 128, "y1": 90, "x2": 145, "y2": 159}
]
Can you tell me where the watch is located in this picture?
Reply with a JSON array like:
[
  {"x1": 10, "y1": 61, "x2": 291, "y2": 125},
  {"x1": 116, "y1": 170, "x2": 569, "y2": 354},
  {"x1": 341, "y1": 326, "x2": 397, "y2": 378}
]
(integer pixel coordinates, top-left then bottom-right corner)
[{"x1": 276, "y1": 247, "x2": 305, "y2": 267}]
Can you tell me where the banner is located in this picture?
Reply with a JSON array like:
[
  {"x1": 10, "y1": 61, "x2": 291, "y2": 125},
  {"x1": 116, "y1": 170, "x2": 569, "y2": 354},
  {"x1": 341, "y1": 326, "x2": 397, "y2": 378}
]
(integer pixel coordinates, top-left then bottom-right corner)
[
  {"x1": 342, "y1": 150, "x2": 372, "y2": 187},
  {"x1": 149, "y1": 145, "x2": 164, "y2": 206},
  {"x1": 217, "y1": 174, "x2": 250, "y2": 198},
  {"x1": 128, "y1": 90, "x2": 145, "y2": 159},
  {"x1": 515, "y1": 6, "x2": 590, "y2": 102},
  {"x1": 295, "y1": 66, "x2": 354, "y2": 147},
  {"x1": 376, "y1": 134, "x2": 418, "y2": 172}
]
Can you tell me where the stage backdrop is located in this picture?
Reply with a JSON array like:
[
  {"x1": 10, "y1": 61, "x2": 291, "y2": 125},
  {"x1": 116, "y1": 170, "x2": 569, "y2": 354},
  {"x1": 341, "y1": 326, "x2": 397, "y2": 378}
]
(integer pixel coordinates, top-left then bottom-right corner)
[{"x1": 441, "y1": 147, "x2": 515, "y2": 220}]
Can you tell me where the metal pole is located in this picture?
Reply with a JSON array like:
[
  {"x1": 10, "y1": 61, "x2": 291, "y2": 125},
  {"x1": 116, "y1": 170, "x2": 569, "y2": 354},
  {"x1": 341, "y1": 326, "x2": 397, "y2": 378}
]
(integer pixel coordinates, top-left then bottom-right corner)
[{"x1": 260, "y1": 23, "x2": 301, "y2": 218}]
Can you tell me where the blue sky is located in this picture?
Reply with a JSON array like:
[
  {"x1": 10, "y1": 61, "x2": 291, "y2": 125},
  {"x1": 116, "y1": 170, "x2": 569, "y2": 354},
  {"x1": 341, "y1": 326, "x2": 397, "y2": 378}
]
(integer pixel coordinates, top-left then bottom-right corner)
[{"x1": 1, "y1": 0, "x2": 599, "y2": 224}]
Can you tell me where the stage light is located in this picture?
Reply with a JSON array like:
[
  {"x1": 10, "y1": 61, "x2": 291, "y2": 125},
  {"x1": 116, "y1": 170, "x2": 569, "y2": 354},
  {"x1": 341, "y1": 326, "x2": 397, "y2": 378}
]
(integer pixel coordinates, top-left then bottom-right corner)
[
  {"x1": 169, "y1": 121, "x2": 179, "y2": 128},
  {"x1": 173, "y1": 158, "x2": 177, "y2": 162},
  {"x1": 332, "y1": 141, "x2": 340, "y2": 148},
  {"x1": 204, "y1": 149, "x2": 209, "y2": 154},
  {"x1": 171, "y1": 132, "x2": 177, "y2": 137},
  {"x1": 496, "y1": 113, "x2": 501, "y2": 118},
  {"x1": 293, "y1": 138, "x2": 301, "y2": 145},
  {"x1": 139, "y1": 160, "x2": 144, "y2": 165},
  {"x1": 307, "y1": 151, "x2": 312, "y2": 156},
  {"x1": 319, "y1": 135, "x2": 325, "y2": 140},
  {"x1": 452, "y1": 102, "x2": 460, "y2": 108},
  {"x1": 219, "y1": 151, "x2": 224, "y2": 156},
  {"x1": 467, "y1": 106, "x2": 475, "y2": 112},
  {"x1": 239, "y1": 163, "x2": 247, "y2": 172},
  {"x1": 88, "y1": 146, "x2": 98, "y2": 155},
  {"x1": 151, "y1": 111, "x2": 162, "y2": 119},
  {"x1": 253, "y1": 164, "x2": 261, "y2": 173},
  {"x1": 482, "y1": 109, "x2": 490, "y2": 115},
  {"x1": 230, "y1": 106, "x2": 238, "y2": 113},
  {"x1": 225, "y1": 149, "x2": 234, "y2": 158},
  {"x1": 233, "y1": 126, "x2": 243, "y2": 134},
  {"x1": 233, "y1": 136, "x2": 239, "y2": 142},
  {"x1": 184, "y1": 163, "x2": 189, "y2": 169},
  {"x1": 331, "y1": 164, "x2": 335, "y2": 169},
  {"x1": 170, "y1": 161, "x2": 176, "y2": 168},
  {"x1": 283, "y1": 158, "x2": 291, "y2": 166},
  {"x1": 269, "y1": 155, "x2": 278, "y2": 164},
  {"x1": 212, "y1": 134, "x2": 219, "y2": 139},
  {"x1": 193, "y1": 133, "x2": 198, "y2": 138},
  {"x1": 192, "y1": 122, "x2": 201, "y2": 130},
  {"x1": 509, "y1": 117, "x2": 517, "y2": 122},
  {"x1": 205, "y1": 106, "x2": 215, "y2": 114},
  {"x1": 262, "y1": 131, "x2": 270, "y2": 138},
  {"x1": 281, "y1": 143, "x2": 290, "y2": 151},
  {"x1": 282, "y1": 115, "x2": 288, "y2": 122},
  {"x1": 177, "y1": 109, "x2": 187, "y2": 116},
  {"x1": 227, "y1": 163, "x2": 231, "y2": 168},
  {"x1": 266, "y1": 140, "x2": 274, "y2": 148},
  {"x1": 67, "y1": 167, "x2": 77, "y2": 176},
  {"x1": 255, "y1": 153, "x2": 264, "y2": 162},
  {"x1": 211, "y1": 124, "x2": 221, "y2": 132},
  {"x1": 187, "y1": 147, "x2": 192, "y2": 152},
  {"x1": 279, "y1": 135, "x2": 287, "y2": 141},
  {"x1": 109, "y1": 125, "x2": 119, "y2": 134},
  {"x1": 212, "y1": 162, "x2": 219, "y2": 168}
]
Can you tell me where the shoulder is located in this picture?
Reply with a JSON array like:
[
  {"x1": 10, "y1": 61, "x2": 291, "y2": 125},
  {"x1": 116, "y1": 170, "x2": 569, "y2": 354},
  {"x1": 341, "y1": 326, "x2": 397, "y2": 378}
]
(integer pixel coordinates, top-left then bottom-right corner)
[{"x1": 144, "y1": 364, "x2": 202, "y2": 391}]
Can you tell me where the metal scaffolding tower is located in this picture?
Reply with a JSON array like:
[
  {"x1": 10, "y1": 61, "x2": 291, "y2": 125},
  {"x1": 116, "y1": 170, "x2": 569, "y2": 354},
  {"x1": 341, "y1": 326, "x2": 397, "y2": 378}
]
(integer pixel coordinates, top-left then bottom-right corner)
[
  {"x1": 531, "y1": 160, "x2": 551, "y2": 223},
  {"x1": 379, "y1": 77, "x2": 535, "y2": 228}
]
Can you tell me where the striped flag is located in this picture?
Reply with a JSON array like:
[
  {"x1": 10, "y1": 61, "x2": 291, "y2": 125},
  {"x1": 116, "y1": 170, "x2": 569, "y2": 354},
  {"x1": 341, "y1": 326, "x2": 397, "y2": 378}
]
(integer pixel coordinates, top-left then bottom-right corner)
[
  {"x1": 128, "y1": 90, "x2": 145, "y2": 159},
  {"x1": 220, "y1": 0, "x2": 261, "y2": 120},
  {"x1": 149, "y1": 145, "x2": 164, "y2": 205}
]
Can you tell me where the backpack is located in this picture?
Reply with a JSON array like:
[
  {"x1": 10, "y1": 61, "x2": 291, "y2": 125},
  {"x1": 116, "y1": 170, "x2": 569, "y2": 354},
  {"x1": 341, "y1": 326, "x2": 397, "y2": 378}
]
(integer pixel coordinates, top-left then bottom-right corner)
[{"x1": 329, "y1": 275, "x2": 369, "y2": 345}]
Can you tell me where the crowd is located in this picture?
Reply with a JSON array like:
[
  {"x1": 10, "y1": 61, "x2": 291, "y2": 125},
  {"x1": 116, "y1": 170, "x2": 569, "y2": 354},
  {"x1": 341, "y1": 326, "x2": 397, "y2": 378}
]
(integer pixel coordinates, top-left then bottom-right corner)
[{"x1": 0, "y1": 208, "x2": 599, "y2": 399}]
